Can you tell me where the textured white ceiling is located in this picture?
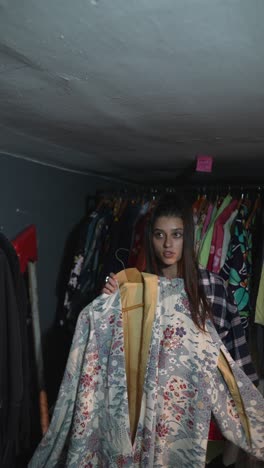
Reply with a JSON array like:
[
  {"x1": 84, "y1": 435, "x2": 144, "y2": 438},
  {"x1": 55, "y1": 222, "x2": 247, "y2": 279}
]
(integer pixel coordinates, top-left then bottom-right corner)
[{"x1": 0, "y1": 0, "x2": 264, "y2": 183}]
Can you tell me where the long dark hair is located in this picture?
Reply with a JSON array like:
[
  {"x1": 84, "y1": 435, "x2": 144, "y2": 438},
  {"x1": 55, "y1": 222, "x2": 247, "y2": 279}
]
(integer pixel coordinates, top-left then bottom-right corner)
[{"x1": 145, "y1": 194, "x2": 211, "y2": 331}]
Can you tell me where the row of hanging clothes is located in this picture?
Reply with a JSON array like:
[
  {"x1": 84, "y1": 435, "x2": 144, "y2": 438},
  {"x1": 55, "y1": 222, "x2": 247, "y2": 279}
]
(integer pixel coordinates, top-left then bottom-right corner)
[
  {"x1": 194, "y1": 187, "x2": 263, "y2": 331},
  {"x1": 193, "y1": 185, "x2": 264, "y2": 380},
  {"x1": 58, "y1": 185, "x2": 264, "y2": 378},
  {"x1": 0, "y1": 226, "x2": 49, "y2": 468},
  {"x1": 58, "y1": 191, "x2": 156, "y2": 333},
  {"x1": 0, "y1": 231, "x2": 30, "y2": 468}
]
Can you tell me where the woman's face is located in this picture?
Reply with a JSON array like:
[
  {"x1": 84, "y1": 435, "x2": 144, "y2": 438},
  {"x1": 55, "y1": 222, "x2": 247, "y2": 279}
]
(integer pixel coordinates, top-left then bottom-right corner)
[{"x1": 152, "y1": 215, "x2": 184, "y2": 268}]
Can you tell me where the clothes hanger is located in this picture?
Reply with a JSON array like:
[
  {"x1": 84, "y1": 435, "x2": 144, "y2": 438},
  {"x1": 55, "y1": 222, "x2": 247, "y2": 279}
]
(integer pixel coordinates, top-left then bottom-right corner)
[
  {"x1": 115, "y1": 247, "x2": 130, "y2": 270},
  {"x1": 236, "y1": 186, "x2": 245, "y2": 211}
]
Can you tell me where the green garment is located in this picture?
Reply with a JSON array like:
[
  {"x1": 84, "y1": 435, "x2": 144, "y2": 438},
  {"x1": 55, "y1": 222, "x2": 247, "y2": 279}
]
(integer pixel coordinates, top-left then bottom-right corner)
[
  {"x1": 198, "y1": 194, "x2": 232, "y2": 268},
  {"x1": 255, "y1": 264, "x2": 264, "y2": 326}
]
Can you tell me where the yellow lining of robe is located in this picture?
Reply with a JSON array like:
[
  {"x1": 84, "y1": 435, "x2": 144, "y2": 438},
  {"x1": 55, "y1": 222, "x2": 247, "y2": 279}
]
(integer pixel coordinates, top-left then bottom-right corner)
[
  {"x1": 116, "y1": 268, "x2": 252, "y2": 447},
  {"x1": 116, "y1": 269, "x2": 158, "y2": 442}
]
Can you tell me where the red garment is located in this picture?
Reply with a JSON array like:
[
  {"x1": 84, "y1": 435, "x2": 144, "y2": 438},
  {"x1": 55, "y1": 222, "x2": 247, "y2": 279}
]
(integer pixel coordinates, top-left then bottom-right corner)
[
  {"x1": 128, "y1": 202, "x2": 155, "y2": 270},
  {"x1": 201, "y1": 203, "x2": 214, "y2": 239},
  {"x1": 135, "y1": 240, "x2": 147, "y2": 272},
  {"x1": 208, "y1": 420, "x2": 224, "y2": 441},
  {"x1": 128, "y1": 214, "x2": 148, "y2": 268}
]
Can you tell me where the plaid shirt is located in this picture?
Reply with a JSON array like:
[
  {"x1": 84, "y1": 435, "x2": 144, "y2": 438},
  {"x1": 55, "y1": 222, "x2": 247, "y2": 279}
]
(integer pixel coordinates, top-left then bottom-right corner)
[{"x1": 199, "y1": 266, "x2": 259, "y2": 385}]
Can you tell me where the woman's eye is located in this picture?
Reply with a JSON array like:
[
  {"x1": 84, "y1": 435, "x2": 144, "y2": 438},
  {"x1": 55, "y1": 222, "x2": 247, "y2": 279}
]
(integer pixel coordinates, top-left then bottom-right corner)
[
  {"x1": 154, "y1": 232, "x2": 163, "y2": 239},
  {"x1": 173, "y1": 231, "x2": 183, "y2": 238}
]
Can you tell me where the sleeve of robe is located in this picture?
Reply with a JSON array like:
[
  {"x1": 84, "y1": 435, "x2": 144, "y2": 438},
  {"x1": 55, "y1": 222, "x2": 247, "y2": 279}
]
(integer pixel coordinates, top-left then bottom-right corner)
[
  {"x1": 212, "y1": 345, "x2": 264, "y2": 462},
  {"x1": 28, "y1": 300, "x2": 92, "y2": 467}
]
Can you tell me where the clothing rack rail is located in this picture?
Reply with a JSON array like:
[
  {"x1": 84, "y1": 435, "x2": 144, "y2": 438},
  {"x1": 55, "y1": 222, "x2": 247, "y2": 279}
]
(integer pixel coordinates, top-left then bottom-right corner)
[{"x1": 95, "y1": 183, "x2": 264, "y2": 201}]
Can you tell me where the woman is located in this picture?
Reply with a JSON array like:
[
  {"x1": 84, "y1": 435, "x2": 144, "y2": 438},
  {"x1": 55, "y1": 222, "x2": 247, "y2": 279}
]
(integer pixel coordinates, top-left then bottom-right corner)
[
  {"x1": 103, "y1": 194, "x2": 258, "y2": 384},
  {"x1": 103, "y1": 194, "x2": 259, "y2": 467},
  {"x1": 29, "y1": 195, "x2": 264, "y2": 468}
]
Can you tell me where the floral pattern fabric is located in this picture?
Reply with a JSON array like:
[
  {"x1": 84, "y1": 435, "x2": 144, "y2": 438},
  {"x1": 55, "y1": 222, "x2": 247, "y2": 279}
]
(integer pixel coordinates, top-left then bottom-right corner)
[{"x1": 29, "y1": 273, "x2": 264, "y2": 468}]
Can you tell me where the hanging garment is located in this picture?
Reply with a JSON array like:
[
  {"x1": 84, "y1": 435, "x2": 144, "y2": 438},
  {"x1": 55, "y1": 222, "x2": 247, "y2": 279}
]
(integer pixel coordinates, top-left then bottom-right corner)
[
  {"x1": 250, "y1": 198, "x2": 264, "y2": 315},
  {"x1": 127, "y1": 202, "x2": 150, "y2": 268},
  {"x1": 220, "y1": 204, "x2": 253, "y2": 332},
  {"x1": 29, "y1": 269, "x2": 264, "y2": 467},
  {"x1": 201, "y1": 202, "x2": 214, "y2": 240},
  {"x1": 198, "y1": 267, "x2": 258, "y2": 384},
  {"x1": 105, "y1": 201, "x2": 142, "y2": 274},
  {"x1": 193, "y1": 195, "x2": 208, "y2": 255},
  {"x1": 255, "y1": 264, "x2": 264, "y2": 326},
  {"x1": 0, "y1": 250, "x2": 24, "y2": 467},
  {"x1": 199, "y1": 194, "x2": 232, "y2": 268},
  {"x1": 220, "y1": 208, "x2": 238, "y2": 269},
  {"x1": 79, "y1": 207, "x2": 113, "y2": 299},
  {"x1": 0, "y1": 233, "x2": 31, "y2": 468},
  {"x1": 62, "y1": 219, "x2": 90, "y2": 323},
  {"x1": 207, "y1": 198, "x2": 238, "y2": 273},
  {"x1": 63, "y1": 206, "x2": 113, "y2": 331}
]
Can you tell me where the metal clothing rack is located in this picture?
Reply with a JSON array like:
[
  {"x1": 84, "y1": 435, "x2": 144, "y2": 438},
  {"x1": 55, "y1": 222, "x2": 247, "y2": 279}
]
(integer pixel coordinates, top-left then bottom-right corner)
[{"x1": 95, "y1": 183, "x2": 264, "y2": 201}]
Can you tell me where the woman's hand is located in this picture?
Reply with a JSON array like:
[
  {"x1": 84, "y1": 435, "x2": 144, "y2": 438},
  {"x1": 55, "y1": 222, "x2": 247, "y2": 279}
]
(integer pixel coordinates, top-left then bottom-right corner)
[{"x1": 102, "y1": 272, "x2": 118, "y2": 295}]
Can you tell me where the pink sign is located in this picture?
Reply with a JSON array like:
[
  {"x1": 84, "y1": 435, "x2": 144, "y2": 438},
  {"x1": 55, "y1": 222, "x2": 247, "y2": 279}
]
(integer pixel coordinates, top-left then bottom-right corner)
[{"x1": 196, "y1": 155, "x2": 213, "y2": 173}]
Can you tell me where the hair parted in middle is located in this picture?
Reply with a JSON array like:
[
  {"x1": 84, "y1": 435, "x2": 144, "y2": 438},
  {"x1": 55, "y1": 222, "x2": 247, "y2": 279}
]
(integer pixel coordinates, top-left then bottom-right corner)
[{"x1": 145, "y1": 193, "x2": 211, "y2": 331}]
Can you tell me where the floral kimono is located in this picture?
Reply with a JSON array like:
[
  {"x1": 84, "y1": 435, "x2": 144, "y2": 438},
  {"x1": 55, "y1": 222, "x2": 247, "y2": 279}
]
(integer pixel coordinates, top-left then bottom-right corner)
[{"x1": 29, "y1": 269, "x2": 264, "y2": 467}]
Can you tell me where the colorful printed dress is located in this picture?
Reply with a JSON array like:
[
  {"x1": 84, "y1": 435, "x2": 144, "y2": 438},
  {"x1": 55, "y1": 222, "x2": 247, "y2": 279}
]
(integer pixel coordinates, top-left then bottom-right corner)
[
  {"x1": 29, "y1": 270, "x2": 264, "y2": 467},
  {"x1": 220, "y1": 204, "x2": 252, "y2": 332}
]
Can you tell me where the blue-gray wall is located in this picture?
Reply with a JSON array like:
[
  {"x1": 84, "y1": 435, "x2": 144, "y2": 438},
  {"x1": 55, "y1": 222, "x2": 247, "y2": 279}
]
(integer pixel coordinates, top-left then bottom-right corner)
[{"x1": 0, "y1": 153, "x2": 120, "y2": 333}]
